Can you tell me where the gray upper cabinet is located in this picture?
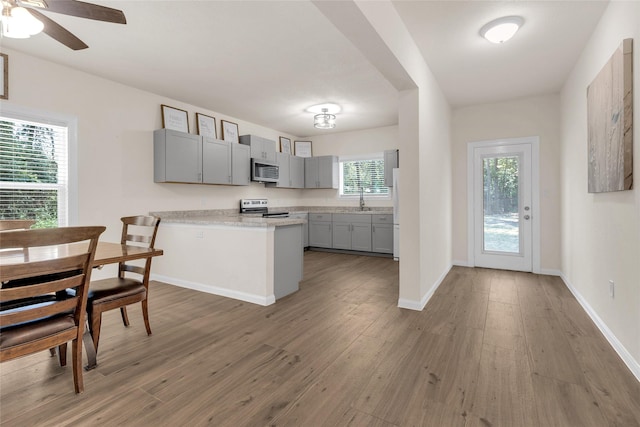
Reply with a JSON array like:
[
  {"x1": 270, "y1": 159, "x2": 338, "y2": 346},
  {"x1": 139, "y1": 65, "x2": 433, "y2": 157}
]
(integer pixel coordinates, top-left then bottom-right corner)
[
  {"x1": 231, "y1": 143, "x2": 250, "y2": 185},
  {"x1": 154, "y1": 130, "x2": 249, "y2": 186},
  {"x1": 305, "y1": 156, "x2": 338, "y2": 189},
  {"x1": 154, "y1": 129, "x2": 202, "y2": 183},
  {"x1": 202, "y1": 137, "x2": 231, "y2": 184},
  {"x1": 267, "y1": 152, "x2": 291, "y2": 188},
  {"x1": 384, "y1": 149, "x2": 399, "y2": 187},
  {"x1": 267, "y1": 153, "x2": 305, "y2": 189},
  {"x1": 239, "y1": 135, "x2": 277, "y2": 162},
  {"x1": 290, "y1": 155, "x2": 305, "y2": 188}
]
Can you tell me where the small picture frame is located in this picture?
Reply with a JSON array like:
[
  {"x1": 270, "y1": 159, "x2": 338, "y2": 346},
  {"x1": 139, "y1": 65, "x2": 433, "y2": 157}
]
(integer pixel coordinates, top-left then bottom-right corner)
[
  {"x1": 221, "y1": 120, "x2": 239, "y2": 143},
  {"x1": 294, "y1": 141, "x2": 312, "y2": 157},
  {"x1": 161, "y1": 104, "x2": 189, "y2": 133},
  {"x1": 196, "y1": 113, "x2": 217, "y2": 139},
  {"x1": 280, "y1": 137, "x2": 292, "y2": 154},
  {"x1": 0, "y1": 53, "x2": 8, "y2": 100}
]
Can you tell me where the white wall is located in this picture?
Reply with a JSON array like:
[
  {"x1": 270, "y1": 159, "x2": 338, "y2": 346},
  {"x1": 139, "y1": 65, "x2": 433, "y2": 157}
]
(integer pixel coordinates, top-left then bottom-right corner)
[
  {"x1": 560, "y1": 1, "x2": 640, "y2": 375},
  {"x1": 451, "y1": 94, "x2": 562, "y2": 272}
]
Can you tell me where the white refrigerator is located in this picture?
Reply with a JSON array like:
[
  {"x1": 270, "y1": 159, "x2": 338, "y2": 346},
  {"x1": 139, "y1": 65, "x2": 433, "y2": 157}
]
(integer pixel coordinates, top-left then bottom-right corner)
[{"x1": 392, "y1": 168, "x2": 400, "y2": 261}]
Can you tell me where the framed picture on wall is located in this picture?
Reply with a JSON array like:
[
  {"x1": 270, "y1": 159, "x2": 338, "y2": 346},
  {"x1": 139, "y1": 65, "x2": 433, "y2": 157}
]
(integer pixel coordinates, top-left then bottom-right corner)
[
  {"x1": 221, "y1": 120, "x2": 239, "y2": 143},
  {"x1": 196, "y1": 113, "x2": 217, "y2": 139},
  {"x1": 161, "y1": 104, "x2": 189, "y2": 133},
  {"x1": 0, "y1": 53, "x2": 8, "y2": 100},
  {"x1": 280, "y1": 137, "x2": 292, "y2": 154},
  {"x1": 294, "y1": 140, "x2": 312, "y2": 157}
]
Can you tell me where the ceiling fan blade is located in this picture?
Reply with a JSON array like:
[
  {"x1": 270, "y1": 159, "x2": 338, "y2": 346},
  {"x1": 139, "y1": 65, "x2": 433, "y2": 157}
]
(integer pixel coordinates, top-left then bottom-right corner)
[
  {"x1": 27, "y1": 8, "x2": 88, "y2": 50},
  {"x1": 22, "y1": 0, "x2": 127, "y2": 24}
]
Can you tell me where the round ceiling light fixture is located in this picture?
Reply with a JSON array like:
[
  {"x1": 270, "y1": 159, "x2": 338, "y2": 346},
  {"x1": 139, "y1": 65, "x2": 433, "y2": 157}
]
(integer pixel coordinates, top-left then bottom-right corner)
[
  {"x1": 480, "y1": 16, "x2": 524, "y2": 44},
  {"x1": 308, "y1": 103, "x2": 340, "y2": 129}
]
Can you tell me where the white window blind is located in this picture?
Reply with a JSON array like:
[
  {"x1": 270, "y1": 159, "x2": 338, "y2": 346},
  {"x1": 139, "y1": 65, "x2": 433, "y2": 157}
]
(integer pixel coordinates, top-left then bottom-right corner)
[
  {"x1": 339, "y1": 153, "x2": 389, "y2": 197},
  {"x1": 0, "y1": 116, "x2": 69, "y2": 227}
]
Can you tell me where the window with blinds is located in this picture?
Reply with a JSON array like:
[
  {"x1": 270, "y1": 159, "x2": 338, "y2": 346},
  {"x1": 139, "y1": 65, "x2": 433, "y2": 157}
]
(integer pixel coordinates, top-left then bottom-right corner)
[
  {"x1": 339, "y1": 153, "x2": 389, "y2": 197},
  {"x1": 0, "y1": 116, "x2": 69, "y2": 228}
]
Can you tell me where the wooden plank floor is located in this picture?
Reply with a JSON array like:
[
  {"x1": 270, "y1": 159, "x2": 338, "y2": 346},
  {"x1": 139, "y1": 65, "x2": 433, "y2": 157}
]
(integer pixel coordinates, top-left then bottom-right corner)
[{"x1": 1, "y1": 252, "x2": 639, "y2": 426}]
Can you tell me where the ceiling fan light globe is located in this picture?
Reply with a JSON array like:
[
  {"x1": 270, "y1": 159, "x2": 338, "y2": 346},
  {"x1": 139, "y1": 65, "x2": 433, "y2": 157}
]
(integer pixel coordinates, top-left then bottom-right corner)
[
  {"x1": 11, "y1": 6, "x2": 43, "y2": 35},
  {"x1": 1, "y1": 15, "x2": 29, "y2": 38}
]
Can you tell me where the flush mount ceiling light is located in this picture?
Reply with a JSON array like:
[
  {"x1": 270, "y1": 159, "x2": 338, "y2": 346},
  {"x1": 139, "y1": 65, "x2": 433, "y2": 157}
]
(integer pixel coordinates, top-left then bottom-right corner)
[
  {"x1": 308, "y1": 103, "x2": 340, "y2": 129},
  {"x1": 314, "y1": 108, "x2": 336, "y2": 129},
  {"x1": 1, "y1": 5, "x2": 44, "y2": 39},
  {"x1": 480, "y1": 16, "x2": 524, "y2": 44}
]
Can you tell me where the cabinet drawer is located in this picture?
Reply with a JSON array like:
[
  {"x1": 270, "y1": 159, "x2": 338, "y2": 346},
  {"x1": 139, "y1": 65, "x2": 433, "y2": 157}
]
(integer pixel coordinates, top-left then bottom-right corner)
[
  {"x1": 332, "y1": 213, "x2": 371, "y2": 224},
  {"x1": 372, "y1": 214, "x2": 393, "y2": 224},
  {"x1": 309, "y1": 213, "x2": 332, "y2": 222}
]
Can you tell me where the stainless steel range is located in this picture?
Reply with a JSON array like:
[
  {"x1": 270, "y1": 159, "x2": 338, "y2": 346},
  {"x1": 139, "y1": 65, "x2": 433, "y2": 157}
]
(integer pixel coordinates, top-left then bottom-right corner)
[{"x1": 239, "y1": 199, "x2": 289, "y2": 218}]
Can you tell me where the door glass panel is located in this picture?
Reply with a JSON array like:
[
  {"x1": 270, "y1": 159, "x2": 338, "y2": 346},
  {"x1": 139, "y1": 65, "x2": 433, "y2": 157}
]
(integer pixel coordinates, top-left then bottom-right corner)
[{"x1": 482, "y1": 156, "x2": 520, "y2": 253}]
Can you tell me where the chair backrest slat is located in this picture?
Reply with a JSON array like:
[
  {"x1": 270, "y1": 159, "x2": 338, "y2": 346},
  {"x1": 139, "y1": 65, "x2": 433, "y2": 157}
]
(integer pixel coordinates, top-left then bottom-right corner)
[
  {"x1": 1, "y1": 254, "x2": 89, "y2": 283},
  {"x1": 1, "y1": 274, "x2": 85, "y2": 301},
  {"x1": 120, "y1": 216, "x2": 160, "y2": 248},
  {"x1": 0, "y1": 220, "x2": 36, "y2": 231},
  {"x1": 0, "y1": 297, "x2": 79, "y2": 327}
]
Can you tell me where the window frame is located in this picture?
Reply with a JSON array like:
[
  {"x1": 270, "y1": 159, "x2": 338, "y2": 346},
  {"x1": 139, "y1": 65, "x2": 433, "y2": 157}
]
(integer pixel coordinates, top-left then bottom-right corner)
[
  {"x1": 0, "y1": 104, "x2": 78, "y2": 226},
  {"x1": 338, "y1": 152, "x2": 391, "y2": 200}
]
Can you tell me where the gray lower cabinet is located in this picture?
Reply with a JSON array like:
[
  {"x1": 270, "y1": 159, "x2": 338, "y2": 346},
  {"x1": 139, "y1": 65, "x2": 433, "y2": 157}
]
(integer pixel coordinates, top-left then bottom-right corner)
[
  {"x1": 332, "y1": 214, "x2": 372, "y2": 252},
  {"x1": 372, "y1": 214, "x2": 394, "y2": 253},
  {"x1": 305, "y1": 156, "x2": 338, "y2": 189},
  {"x1": 154, "y1": 129, "x2": 202, "y2": 183},
  {"x1": 288, "y1": 212, "x2": 308, "y2": 247},
  {"x1": 308, "y1": 213, "x2": 332, "y2": 248},
  {"x1": 231, "y1": 143, "x2": 250, "y2": 185}
]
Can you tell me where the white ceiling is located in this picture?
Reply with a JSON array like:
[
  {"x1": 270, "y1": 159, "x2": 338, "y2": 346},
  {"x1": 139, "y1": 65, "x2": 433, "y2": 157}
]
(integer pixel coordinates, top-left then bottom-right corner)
[{"x1": 0, "y1": 1, "x2": 608, "y2": 137}]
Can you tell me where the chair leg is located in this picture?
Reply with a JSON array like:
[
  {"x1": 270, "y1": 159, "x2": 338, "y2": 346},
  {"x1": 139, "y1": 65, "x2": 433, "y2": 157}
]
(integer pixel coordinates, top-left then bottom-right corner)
[
  {"x1": 91, "y1": 310, "x2": 103, "y2": 354},
  {"x1": 58, "y1": 343, "x2": 67, "y2": 366},
  {"x1": 142, "y1": 299, "x2": 152, "y2": 336},
  {"x1": 49, "y1": 348, "x2": 56, "y2": 357},
  {"x1": 72, "y1": 338, "x2": 84, "y2": 394},
  {"x1": 120, "y1": 307, "x2": 130, "y2": 327}
]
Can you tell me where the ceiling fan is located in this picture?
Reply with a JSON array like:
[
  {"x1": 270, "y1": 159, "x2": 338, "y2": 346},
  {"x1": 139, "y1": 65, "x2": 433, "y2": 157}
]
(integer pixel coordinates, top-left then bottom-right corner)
[{"x1": 1, "y1": 0, "x2": 126, "y2": 50}]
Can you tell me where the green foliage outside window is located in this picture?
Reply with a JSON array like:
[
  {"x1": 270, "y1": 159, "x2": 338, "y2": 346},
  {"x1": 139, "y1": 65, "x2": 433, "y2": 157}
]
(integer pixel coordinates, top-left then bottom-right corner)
[
  {"x1": 341, "y1": 158, "x2": 388, "y2": 196},
  {"x1": 0, "y1": 120, "x2": 61, "y2": 228}
]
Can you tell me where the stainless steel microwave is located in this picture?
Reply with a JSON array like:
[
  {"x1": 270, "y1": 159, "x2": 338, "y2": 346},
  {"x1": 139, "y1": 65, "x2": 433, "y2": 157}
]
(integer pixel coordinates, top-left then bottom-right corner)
[{"x1": 251, "y1": 159, "x2": 279, "y2": 183}]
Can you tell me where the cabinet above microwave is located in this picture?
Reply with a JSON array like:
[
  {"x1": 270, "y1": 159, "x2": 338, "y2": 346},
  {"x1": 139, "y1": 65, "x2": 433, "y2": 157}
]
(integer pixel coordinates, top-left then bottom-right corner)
[{"x1": 240, "y1": 135, "x2": 277, "y2": 162}]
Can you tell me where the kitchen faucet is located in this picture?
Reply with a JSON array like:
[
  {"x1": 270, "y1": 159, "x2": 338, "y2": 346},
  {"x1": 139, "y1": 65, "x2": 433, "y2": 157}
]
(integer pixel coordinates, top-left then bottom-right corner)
[{"x1": 359, "y1": 186, "x2": 365, "y2": 211}]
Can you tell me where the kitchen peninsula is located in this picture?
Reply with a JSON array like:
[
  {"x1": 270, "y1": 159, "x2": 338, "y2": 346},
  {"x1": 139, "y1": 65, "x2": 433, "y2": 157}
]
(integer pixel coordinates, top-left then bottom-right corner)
[{"x1": 149, "y1": 209, "x2": 305, "y2": 306}]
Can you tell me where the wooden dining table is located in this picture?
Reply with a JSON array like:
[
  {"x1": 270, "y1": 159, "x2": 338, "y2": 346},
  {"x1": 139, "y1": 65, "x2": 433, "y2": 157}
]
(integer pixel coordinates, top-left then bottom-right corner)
[{"x1": 0, "y1": 241, "x2": 164, "y2": 369}]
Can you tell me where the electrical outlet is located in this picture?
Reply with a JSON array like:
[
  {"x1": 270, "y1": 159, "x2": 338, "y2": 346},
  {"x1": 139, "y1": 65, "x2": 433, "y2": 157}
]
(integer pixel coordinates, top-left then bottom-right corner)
[
  {"x1": 195, "y1": 231, "x2": 204, "y2": 239},
  {"x1": 609, "y1": 280, "x2": 615, "y2": 298}
]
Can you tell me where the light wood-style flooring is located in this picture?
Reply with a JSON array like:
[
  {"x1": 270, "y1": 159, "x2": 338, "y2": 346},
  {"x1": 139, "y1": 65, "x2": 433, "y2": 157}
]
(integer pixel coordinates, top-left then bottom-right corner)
[{"x1": 1, "y1": 251, "x2": 639, "y2": 426}]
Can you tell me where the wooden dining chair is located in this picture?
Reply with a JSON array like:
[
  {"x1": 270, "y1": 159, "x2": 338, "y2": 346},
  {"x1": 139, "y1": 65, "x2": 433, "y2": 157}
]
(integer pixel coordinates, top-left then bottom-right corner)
[
  {"x1": 0, "y1": 226, "x2": 105, "y2": 394},
  {"x1": 0, "y1": 219, "x2": 36, "y2": 231},
  {"x1": 87, "y1": 216, "x2": 160, "y2": 354}
]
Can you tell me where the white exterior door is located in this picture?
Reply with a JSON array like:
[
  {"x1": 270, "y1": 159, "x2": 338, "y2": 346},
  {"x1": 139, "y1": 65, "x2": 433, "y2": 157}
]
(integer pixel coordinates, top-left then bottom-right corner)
[{"x1": 469, "y1": 138, "x2": 537, "y2": 272}]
